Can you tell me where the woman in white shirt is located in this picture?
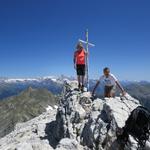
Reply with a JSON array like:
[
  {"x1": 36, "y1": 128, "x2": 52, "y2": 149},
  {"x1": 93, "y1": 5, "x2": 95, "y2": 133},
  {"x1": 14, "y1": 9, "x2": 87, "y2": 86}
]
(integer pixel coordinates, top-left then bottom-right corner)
[{"x1": 92, "y1": 67, "x2": 126, "y2": 97}]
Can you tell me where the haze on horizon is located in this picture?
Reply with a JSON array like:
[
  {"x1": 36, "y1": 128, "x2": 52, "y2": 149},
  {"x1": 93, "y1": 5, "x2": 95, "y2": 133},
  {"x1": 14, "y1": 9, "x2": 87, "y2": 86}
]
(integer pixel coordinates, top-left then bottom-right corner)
[{"x1": 0, "y1": 0, "x2": 150, "y2": 81}]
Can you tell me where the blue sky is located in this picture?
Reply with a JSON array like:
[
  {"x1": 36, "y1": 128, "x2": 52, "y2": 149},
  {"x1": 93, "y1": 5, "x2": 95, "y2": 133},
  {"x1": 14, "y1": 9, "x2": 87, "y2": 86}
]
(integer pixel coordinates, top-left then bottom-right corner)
[{"x1": 0, "y1": 0, "x2": 150, "y2": 81}]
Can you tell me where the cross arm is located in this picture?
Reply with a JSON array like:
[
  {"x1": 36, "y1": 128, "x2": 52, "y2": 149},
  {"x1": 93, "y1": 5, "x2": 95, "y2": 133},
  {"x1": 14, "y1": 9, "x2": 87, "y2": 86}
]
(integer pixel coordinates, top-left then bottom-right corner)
[{"x1": 79, "y1": 39, "x2": 95, "y2": 47}]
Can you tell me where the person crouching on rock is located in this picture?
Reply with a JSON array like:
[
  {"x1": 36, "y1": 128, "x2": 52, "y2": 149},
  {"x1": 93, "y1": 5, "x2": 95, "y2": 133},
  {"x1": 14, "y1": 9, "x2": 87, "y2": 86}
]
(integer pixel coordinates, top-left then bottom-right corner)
[
  {"x1": 92, "y1": 67, "x2": 126, "y2": 98},
  {"x1": 74, "y1": 42, "x2": 88, "y2": 91}
]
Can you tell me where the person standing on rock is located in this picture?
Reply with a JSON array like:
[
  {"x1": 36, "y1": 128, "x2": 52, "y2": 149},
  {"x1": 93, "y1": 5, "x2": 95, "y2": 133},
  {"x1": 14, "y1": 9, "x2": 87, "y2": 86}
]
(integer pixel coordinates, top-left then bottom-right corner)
[
  {"x1": 92, "y1": 67, "x2": 126, "y2": 97},
  {"x1": 74, "y1": 42, "x2": 88, "y2": 91}
]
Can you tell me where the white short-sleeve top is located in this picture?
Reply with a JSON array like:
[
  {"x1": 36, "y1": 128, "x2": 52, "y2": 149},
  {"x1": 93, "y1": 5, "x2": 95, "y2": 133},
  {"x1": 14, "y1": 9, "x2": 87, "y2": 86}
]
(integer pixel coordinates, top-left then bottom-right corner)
[{"x1": 99, "y1": 73, "x2": 118, "y2": 86}]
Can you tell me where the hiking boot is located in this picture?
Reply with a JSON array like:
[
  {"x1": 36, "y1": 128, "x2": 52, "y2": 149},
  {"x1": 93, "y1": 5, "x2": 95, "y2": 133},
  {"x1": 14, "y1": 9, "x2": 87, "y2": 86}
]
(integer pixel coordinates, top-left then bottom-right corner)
[
  {"x1": 81, "y1": 85, "x2": 84, "y2": 92},
  {"x1": 78, "y1": 84, "x2": 81, "y2": 91}
]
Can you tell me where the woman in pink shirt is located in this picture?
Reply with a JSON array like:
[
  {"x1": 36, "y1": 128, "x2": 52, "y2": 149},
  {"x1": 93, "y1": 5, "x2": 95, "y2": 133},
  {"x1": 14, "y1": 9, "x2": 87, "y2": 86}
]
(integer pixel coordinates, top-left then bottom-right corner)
[{"x1": 74, "y1": 42, "x2": 87, "y2": 91}]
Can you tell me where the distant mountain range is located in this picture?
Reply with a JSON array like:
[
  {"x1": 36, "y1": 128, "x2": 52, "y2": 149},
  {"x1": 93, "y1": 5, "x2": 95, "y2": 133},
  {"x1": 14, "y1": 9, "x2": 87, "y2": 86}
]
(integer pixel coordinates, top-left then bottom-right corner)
[
  {"x1": 0, "y1": 77, "x2": 150, "y2": 106},
  {"x1": 0, "y1": 76, "x2": 150, "y2": 139},
  {"x1": 124, "y1": 82, "x2": 150, "y2": 110},
  {"x1": 0, "y1": 76, "x2": 68, "y2": 100},
  {"x1": 0, "y1": 87, "x2": 58, "y2": 138}
]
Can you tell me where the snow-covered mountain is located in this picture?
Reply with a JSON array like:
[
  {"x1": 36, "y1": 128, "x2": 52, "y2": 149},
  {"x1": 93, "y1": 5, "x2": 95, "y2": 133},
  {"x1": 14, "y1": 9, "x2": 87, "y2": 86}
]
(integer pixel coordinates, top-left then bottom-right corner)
[
  {"x1": 0, "y1": 81, "x2": 150, "y2": 150},
  {"x1": 0, "y1": 76, "x2": 150, "y2": 110},
  {"x1": 0, "y1": 75, "x2": 74, "y2": 100},
  {"x1": 1, "y1": 75, "x2": 73, "y2": 84}
]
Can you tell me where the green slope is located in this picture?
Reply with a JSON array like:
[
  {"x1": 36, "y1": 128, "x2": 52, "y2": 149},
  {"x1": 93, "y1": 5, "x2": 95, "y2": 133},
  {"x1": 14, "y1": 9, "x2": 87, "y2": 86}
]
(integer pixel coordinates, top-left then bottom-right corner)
[{"x1": 0, "y1": 87, "x2": 58, "y2": 138}]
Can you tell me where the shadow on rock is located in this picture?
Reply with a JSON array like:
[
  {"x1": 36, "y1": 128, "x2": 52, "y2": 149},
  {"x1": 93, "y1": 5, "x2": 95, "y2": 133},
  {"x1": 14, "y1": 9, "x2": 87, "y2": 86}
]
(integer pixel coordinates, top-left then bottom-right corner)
[
  {"x1": 40, "y1": 111, "x2": 65, "y2": 149},
  {"x1": 40, "y1": 121, "x2": 59, "y2": 148}
]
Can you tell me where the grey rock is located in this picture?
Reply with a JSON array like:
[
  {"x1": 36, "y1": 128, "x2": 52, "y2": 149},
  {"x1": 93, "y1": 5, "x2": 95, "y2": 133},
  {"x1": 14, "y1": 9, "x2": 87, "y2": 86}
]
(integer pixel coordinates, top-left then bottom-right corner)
[
  {"x1": 1, "y1": 80, "x2": 149, "y2": 150},
  {"x1": 56, "y1": 138, "x2": 84, "y2": 150}
]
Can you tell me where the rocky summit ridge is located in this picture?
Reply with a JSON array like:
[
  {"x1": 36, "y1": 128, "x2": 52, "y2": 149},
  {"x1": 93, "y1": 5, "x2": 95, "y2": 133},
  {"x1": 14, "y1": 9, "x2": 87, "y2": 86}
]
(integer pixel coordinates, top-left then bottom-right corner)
[{"x1": 0, "y1": 80, "x2": 150, "y2": 150}]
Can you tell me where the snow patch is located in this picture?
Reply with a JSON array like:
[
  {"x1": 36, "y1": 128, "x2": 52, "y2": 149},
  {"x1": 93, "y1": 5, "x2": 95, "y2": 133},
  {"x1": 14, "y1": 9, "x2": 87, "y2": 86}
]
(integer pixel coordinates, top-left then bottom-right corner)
[{"x1": 46, "y1": 105, "x2": 53, "y2": 111}]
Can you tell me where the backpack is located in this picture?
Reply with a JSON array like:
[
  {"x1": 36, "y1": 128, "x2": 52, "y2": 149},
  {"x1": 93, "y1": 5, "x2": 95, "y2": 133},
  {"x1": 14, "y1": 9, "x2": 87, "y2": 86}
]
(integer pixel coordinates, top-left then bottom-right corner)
[{"x1": 117, "y1": 106, "x2": 150, "y2": 149}]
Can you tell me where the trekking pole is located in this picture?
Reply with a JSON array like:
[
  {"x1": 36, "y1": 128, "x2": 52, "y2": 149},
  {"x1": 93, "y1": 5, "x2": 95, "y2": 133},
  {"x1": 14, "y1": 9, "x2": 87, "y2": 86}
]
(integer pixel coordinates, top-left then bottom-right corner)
[{"x1": 86, "y1": 29, "x2": 89, "y2": 91}]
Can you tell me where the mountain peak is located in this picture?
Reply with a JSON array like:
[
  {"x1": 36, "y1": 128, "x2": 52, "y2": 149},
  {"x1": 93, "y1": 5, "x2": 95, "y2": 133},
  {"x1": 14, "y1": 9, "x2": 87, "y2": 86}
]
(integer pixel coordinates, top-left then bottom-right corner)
[
  {"x1": 0, "y1": 81, "x2": 150, "y2": 150},
  {"x1": 26, "y1": 86, "x2": 34, "y2": 92}
]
